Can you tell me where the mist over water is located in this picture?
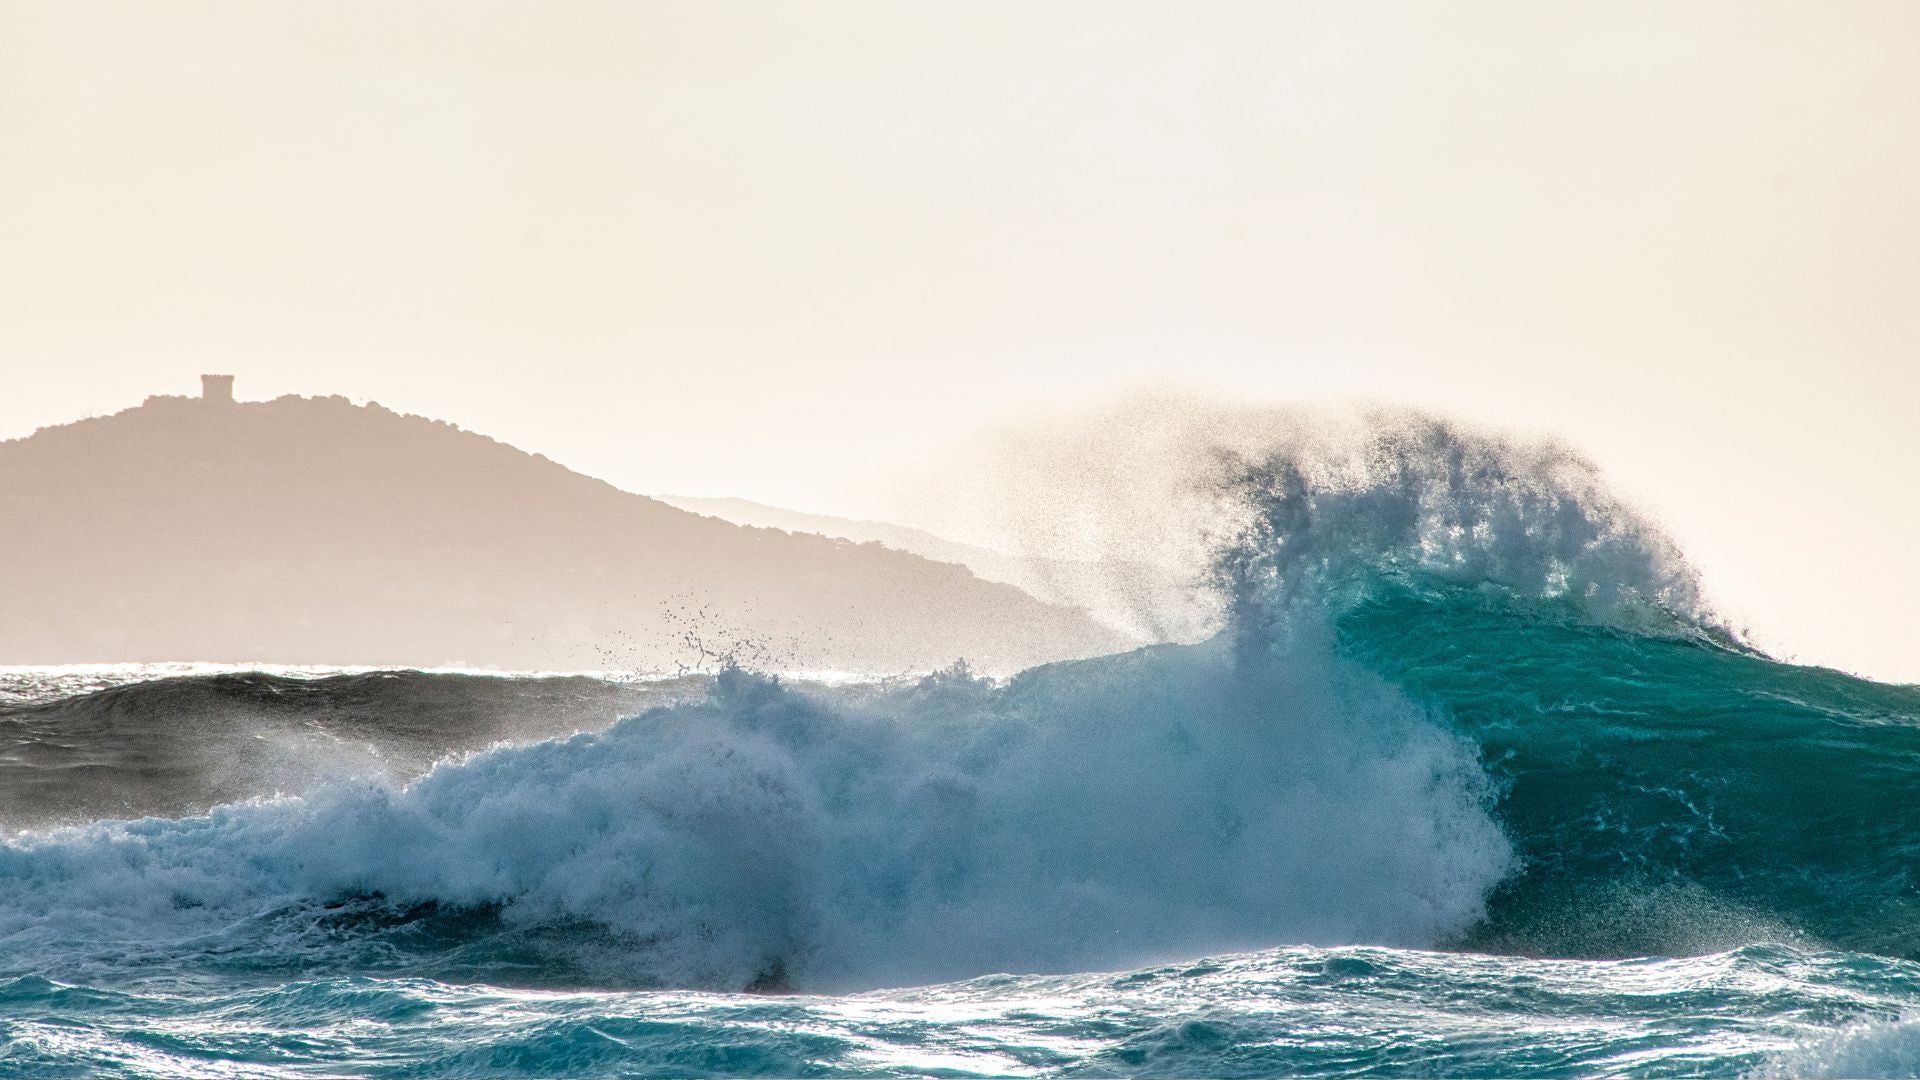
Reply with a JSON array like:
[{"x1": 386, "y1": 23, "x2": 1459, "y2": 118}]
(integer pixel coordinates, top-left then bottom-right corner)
[{"x1": 883, "y1": 398, "x2": 1719, "y2": 647}]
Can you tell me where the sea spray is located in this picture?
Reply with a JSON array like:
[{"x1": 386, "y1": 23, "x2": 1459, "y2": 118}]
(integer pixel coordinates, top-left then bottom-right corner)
[
  {"x1": 0, "y1": 642, "x2": 1511, "y2": 992},
  {"x1": 1204, "y1": 409, "x2": 1715, "y2": 641}
]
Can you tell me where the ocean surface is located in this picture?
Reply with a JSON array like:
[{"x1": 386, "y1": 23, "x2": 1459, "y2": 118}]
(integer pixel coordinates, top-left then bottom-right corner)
[{"x1": 4, "y1": 420, "x2": 1919, "y2": 1078}]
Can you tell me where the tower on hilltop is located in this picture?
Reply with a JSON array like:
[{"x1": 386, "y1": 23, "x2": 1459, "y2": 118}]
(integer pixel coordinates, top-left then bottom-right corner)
[{"x1": 201, "y1": 374, "x2": 234, "y2": 403}]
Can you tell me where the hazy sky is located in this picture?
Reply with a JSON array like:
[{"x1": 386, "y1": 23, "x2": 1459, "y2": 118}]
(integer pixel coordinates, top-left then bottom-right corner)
[{"x1": 3, "y1": 2, "x2": 1916, "y2": 680}]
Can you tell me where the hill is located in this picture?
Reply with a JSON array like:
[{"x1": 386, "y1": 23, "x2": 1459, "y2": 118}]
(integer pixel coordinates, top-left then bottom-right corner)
[{"x1": 0, "y1": 386, "x2": 1128, "y2": 672}]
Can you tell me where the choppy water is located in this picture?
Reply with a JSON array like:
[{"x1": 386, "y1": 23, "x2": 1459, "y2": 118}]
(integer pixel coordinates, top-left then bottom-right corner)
[
  {"x1": 3, "y1": 944, "x2": 1917, "y2": 1078},
  {"x1": 3, "y1": 413, "x2": 1917, "y2": 1077}
]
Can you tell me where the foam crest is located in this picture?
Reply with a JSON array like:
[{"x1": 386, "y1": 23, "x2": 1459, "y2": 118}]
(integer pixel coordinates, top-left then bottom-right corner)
[
  {"x1": 1208, "y1": 409, "x2": 1717, "y2": 641},
  {"x1": 0, "y1": 645, "x2": 1510, "y2": 991}
]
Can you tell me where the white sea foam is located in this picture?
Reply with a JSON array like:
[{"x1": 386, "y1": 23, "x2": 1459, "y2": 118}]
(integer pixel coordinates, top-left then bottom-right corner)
[
  {"x1": 1751, "y1": 1015, "x2": 1920, "y2": 1079},
  {"x1": 0, "y1": 635, "x2": 1510, "y2": 991}
]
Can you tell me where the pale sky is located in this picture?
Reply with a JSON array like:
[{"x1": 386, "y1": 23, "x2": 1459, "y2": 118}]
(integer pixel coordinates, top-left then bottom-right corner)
[{"x1": 3, "y1": 2, "x2": 1916, "y2": 681}]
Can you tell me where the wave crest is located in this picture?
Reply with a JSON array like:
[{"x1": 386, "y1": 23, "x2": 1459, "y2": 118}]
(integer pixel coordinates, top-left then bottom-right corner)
[
  {"x1": 0, "y1": 652, "x2": 1511, "y2": 991},
  {"x1": 1206, "y1": 409, "x2": 1720, "y2": 648}
]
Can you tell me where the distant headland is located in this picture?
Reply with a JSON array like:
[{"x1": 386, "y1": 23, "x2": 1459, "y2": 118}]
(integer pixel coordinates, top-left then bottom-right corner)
[{"x1": 0, "y1": 377, "x2": 1127, "y2": 672}]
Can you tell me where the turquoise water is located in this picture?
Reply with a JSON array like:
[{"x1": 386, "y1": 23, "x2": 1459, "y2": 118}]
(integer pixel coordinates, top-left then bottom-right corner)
[
  {"x1": 1346, "y1": 580, "x2": 1920, "y2": 962},
  {"x1": 4, "y1": 417, "x2": 1918, "y2": 1077},
  {"x1": 3, "y1": 944, "x2": 1917, "y2": 1077}
]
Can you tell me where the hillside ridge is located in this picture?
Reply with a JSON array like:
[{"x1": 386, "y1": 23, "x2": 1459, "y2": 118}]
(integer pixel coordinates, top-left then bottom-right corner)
[{"x1": 0, "y1": 386, "x2": 1127, "y2": 671}]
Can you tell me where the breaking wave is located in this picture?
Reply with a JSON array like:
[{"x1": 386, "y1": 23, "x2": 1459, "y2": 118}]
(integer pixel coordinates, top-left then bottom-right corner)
[{"x1": 1, "y1": 408, "x2": 1916, "y2": 995}]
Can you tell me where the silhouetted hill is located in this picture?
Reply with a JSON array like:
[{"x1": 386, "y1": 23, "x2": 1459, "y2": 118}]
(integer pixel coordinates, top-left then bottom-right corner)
[{"x1": 0, "y1": 391, "x2": 1128, "y2": 671}]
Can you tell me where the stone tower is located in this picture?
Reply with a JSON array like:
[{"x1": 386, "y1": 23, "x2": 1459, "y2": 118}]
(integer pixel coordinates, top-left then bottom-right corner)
[{"x1": 201, "y1": 374, "x2": 235, "y2": 403}]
